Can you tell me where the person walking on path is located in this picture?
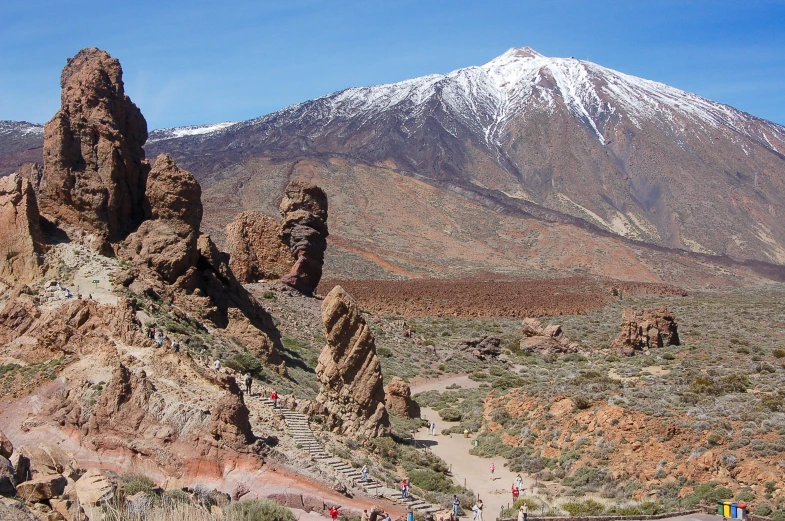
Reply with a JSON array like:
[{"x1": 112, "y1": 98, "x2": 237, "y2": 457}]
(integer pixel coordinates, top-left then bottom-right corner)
[
  {"x1": 213, "y1": 359, "x2": 221, "y2": 371},
  {"x1": 453, "y1": 495, "x2": 460, "y2": 518},
  {"x1": 271, "y1": 390, "x2": 279, "y2": 408},
  {"x1": 244, "y1": 374, "x2": 252, "y2": 395},
  {"x1": 361, "y1": 465, "x2": 368, "y2": 482},
  {"x1": 489, "y1": 463, "x2": 495, "y2": 480},
  {"x1": 329, "y1": 506, "x2": 341, "y2": 521},
  {"x1": 515, "y1": 474, "x2": 523, "y2": 491},
  {"x1": 401, "y1": 479, "x2": 408, "y2": 499},
  {"x1": 472, "y1": 503, "x2": 479, "y2": 521},
  {"x1": 517, "y1": 506, "x2": 525, "y2": 521},
  {"x1": 361, "y1": 510, "x2": 369, "y2": 521},
  {"x1": 522, "y1": 502, "x2": 528, "y2": 521},
  {"x1": 511, "y1": 483, "x2": 519, "y2": 502}
]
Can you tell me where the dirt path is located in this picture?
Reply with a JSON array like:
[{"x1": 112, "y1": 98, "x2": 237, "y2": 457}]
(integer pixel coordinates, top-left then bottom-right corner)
[
  {"x1": 415, "y1": 406, "x2": 537, "y2": 519},
  {"x1": 409, "y1": 373, "x2": 547, "y2": 519}
]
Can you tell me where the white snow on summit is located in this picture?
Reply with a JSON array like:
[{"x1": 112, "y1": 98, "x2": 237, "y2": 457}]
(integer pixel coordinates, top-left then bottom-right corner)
[
  {"x1": 256, "y1": 47, "x2": 785, "y2": 150},
  {"x1": 148, "y1": 121, "x2": 238, "y2": 143},
  {"x1": 0, "y1": 120, "x2": 44, "y2": 136}
]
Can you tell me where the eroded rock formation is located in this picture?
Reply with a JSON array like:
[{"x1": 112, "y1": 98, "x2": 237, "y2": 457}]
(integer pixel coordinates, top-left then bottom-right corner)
[
  {"x1": 611, "y1": 307, "x2": 680, "y2": 356},
  {"x1": 316, "y1": 286, "x2": 390, "y2": 438},
  {"x1": 384, "y1": 377, "x2": 420, "y2": 419},
  {"x1": 520, "y1": 318, "x2": 581, "y2": 354},
  {"x1": 209, "y1": 375, "x2": 254, "y2": 449},
  {"x1": 15, "y1": 163, "x2": 43, "y2": 194},
  {"x1": 225, "y1": 210, "x2": 293, "y2": 284},
  {"x1": 456, "y1": 336, "x2": 502, "y2": 360},
  {"x1": 39, "y1": 48, "x2": 149, "y2": 247},
  {"x1": 279, "y1": 182, "x2": 328, "y2": 295},
  {"x1": 0, "y1": 174, "x2": 46, "y2": 285}
]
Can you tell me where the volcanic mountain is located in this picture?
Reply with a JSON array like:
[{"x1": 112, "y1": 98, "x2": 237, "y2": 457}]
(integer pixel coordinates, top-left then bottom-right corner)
[{"x1": 5, "y1": 48, "x2": 785, "y2": 283}]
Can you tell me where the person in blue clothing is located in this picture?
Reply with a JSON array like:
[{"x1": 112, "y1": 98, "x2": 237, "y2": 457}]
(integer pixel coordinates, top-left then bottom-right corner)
[{"x1": 453, "y1": 495, "x2": 460, "y2": 518}]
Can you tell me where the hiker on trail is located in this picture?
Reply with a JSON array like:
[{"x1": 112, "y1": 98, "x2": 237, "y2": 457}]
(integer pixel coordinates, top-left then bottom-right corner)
[
  {"x1": 329, "y1": 506, "x2": 340, "y2": 521},
  {"x1": 173, "y1": 341, "x2": 180, "y2": 353},
  {"x1": 453, "y1": 495, "x2": 460, "y2": 518},
  {"x1": 431, "y1": 422, "x2": 437, "y2": 435},
  {"x1": 155, "y1": 330, "x2": 164, "y2": 346},
  {"x1": 472, "y1": 503, "x2": 481, "y2": 521},
  {"x1": 213, "y1": 359, "x2": 221, "y2": 371},
  {"x1": 369, "y1": 509, "x2": 378, "y2": 521},
  {"x1": 383, "y1": 513, "x2": 391, "y2": 521},
  {"x1": 489, "y1": 463, "x2": 495, "y2": 480},
  {"x1": 517, "y1": 506, "x2": 525, "y2": 521},
  {"x1": 401, "y1": 478, "x2": 408, "y2": 499},
  {"x1": 271, "y1": 390, "x2": 279, "y2": 408},
  {"x1": 361, "y1": 510, "x2": 369, "y2": 521},
  {"x1": 476, "y1": 499, "x2": 483, "y2": 521},
  {"x1": 361, "y1": 464, "x2": 368, "y2": 482},
  {"x1": 511, "y1": 483, "x2": 519, "y2": 501},
  {"x1": 516, "y1": 474, "x2": 523, "y2": 490},
  {"x1": 244, "y1": 373, "x2": 252, "y2": 395},
  {"x1": 522, "y1": 503, "x2": 528, "y2": 521}
]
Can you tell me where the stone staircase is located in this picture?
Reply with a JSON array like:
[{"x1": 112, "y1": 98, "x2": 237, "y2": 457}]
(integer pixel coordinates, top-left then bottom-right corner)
[{"x1": 257, "y1": 396, "x2": 441, "y2": 514}]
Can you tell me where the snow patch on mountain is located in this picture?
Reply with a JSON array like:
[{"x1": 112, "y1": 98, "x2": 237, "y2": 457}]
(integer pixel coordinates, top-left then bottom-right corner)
[
  {"x1": 148, "y1": 121, "x2": 239, "y2": 143},
  {"x1": 250, "y1": 47, "x2": 785, "y2": 152},
  {"x1": 0, "y1": 121, "x2": 44, "y2": 136}
]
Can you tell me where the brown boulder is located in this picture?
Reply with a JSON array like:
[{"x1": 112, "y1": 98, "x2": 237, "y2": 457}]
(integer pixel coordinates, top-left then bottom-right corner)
[
  {"x1": 39, "y1": 48, "x2": 149, "y2": 246},
  {"x1": 279, "y1": 181, "x2": 328, "y2": 296},
  {"x1": 225, "y1": 210, "x2": 293, "y2": 283},
  {"x1": 87, "y1": 364, "x2": 156, "y2": 437},
  {"x1": 16, "y1": 474, "x2": 66, "y2": 503},
  {"x1": 144, "y1": 154, "x2": 202, "y2": 229},
  {"x1": 384, "y1": 377, "x2": 421, "y2": 419},
  {"x1": 456, "y1": 336, "x2": 502, "y2": 360},
  {"x1": 120, "y1": 219, "x2": 199, "y2": 284},
  {"x1": 519, "y1": 318, "x2": 580, "y2": 354},
  {"x1": 0, "y1": 430, "x2": 12, "y2": 459},
  {"x1": 16, "y1": 446, "x2": 78, "y2": 481},
  {"x1": 0, "y1": 456, "x2": 15, "y2": 497},
  {"x1": 0, "y1": 500, "x2": 37, "y2": 521},
  {"x1": 611, "y1": 307, "x2": 680, "y2": 356},
  {"x1": 70, "y1": 468, "x2": 123, "y2": 518},
  {"x1": 0, "y1": 173, "x2": 46, "y2": 285},
  {"x1": 209, "y1": 389, "x2": 254, "y2": 449},
  {"x1": 16, "y1": 163, "x2": 43, "y2": 193},
  {"x1": 316, "y1": 286, "x2": 390, "y2": 438}
]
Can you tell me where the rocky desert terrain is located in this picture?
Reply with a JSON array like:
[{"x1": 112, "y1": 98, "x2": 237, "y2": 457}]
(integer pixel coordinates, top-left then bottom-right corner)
[{"x1": 2, "y1": 46, "x2": 785, "y2": 521}]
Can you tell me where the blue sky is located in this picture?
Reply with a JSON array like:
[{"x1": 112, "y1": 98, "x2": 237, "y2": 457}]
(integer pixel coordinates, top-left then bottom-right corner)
[{"x1": 1, "y1": 0, "x2": 784, "y2": 129}]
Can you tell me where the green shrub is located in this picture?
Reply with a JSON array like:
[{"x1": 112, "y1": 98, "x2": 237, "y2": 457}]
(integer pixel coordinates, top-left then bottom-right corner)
[
  {"x1": 663, "y1": 352, "x2": 676, "y2": 361},
  {"x1": 377, "y1": 347, "x2": 392, "y2": 358},
  {"x1": 773, "y1": 349, "x2": 785, "y2": 359},
  {"x1": 224, "y1": 352, "x2": 263, "y2": 375},
  {"x1": 754, "y1": 504, "x2": 773, "y2": 517},
  {"x1": 439, "y1": 408, "x2": 462, "y2": 422},
  {"x1": 560, "y1": 499, "x2": 604, "y2": 516},
  {"x1": 225, "y1": 499, "x2": 297, "y2": 521},
  {"x1": 408, "y1": 469, "x2": 455, "y2": 493},
  {"x1": 262, "y1": 290, "x2": 276, "y2": 299},
  {"x1": 573, "y1": 396, "x2": 591, "y2": 410},
  {"x1": 735, "y1": 489, "x2": 756, "y2": 502},
  {"x1": 771, "y1": 510, "x2": 785, "y2": 521},
  {"x1": 123, "y1": 473, "x2": 156, "y2": 496}
]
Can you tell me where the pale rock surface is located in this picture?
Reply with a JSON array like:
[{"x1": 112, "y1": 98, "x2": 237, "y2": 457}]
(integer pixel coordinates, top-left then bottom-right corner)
[
  {"x1": 384, "y1": 377, "x2": 420, "y2": 419},
  {"x1": 225, "y1": 210, "x2": 293, "y2": 283},
  {"x1": 0, "y1": 430, "x2": 12, "y2": 459},
  {"x1": 0, "y1": 173, "x2": 46, "y2": 285},
  {"x1": 15, "y1": 474, "x2": 66, "y2": 503},
  {"x1": 316, "y1": 285, "x2": 390, "y2": 438},
  {"x1": 39, "y1": 48, "x2": 149, "y2": 246},
  {"x1": 520, "y1": 317, "x2": 581, "y2": 354}
]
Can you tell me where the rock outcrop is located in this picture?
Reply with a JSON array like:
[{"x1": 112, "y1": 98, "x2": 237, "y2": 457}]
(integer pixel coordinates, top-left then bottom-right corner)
[
  {"x1": 117, "y1": 155, "x2": 281, "y2": 363},
  {"x1": 279, "y1": 182, "x2": 328, "y2": 296},
  {"x1": 209, "y1": 375, "x2": 254, "y2": 449},
  {"x1": 0, "y1": 457, "x2": 15, "y2": 497},
  {"x1": 0, "y1": 430, "x2": 12, "y2": 459},
  {"x1": 384, "y1": 377, "x2": 420, "y2": 419},
  {"x1": 316, "y1": 286, "x2": 390, "y2": 438},
  {"x1": 39, "y1": 47, "x2": 149, "y2": 247},
  {"x1": 0, "y1": 173, "x2": 46, "y2": 285},
  {"x1": 520, "y1": 318, "x2": 581, "y2": 354},
  {"x1": 87, "y1": 364, "x2": 157, "y2": 437},
  {"x1": 611, "y1": 307, "x2": 680, "y2": 356},
  {"x1": 225, "y1": 210, "x2": 293, "y2": 284},
  {"x1": 15, "y1": 163, "x2": 43, "y2": 194},
  {"x1": 456, "y1": 336, "x2": 502, "y2": 360}
]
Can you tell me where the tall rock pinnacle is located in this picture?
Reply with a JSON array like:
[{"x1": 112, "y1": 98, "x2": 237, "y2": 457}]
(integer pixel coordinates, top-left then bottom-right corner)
[{"x1": 39, "y1": 47, "x2": 149, "y2": 248}]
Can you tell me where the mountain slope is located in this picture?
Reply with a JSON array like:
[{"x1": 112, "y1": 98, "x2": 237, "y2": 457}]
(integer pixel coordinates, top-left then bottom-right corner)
[
  {"x1": 146, "y1": 47, "x2": 785, "y2": 266},
  {"x1": 3, "y1": 48, "x2": 785, "y2": 279}
]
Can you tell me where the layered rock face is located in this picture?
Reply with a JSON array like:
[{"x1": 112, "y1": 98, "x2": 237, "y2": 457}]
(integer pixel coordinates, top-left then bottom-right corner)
[
  {"x1": 279, "y1": 182, "x2": 328, "y2": 295},
  {"x1": 0, "y1": 174, "x2": 46, "y2": 285},
  {"x1": 209, "y1": 375, "x2": 254, "y2": 449},
  {"x1": 520, "y1": 318, "x2": 581, "y2": 354},
  {"x1": 225, "y1": 210, "x2": 293, "y2": 284},
  {"x1": 39, "y1": 47, "x2": 149, "y2": 246},
  {"x1": 611, "y1": 307, "x2": 680, "y2": 356},
  {"x1": 316, "y1": 286, "x2": 390, "y2": 438},
  {"x1": 384, "y1": 377, "x2": 420, "y2": 419},
  {"x1": 456, "y1": 336, "x2": 502, "y2": 360}
]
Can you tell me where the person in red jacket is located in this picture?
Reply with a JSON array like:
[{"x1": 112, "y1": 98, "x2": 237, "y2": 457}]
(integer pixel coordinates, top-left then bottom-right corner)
[
  {"x1": 330, "y1": 506, "x2": 341, "y2": 521},
  {"x1": 271, "y1": 390, "x2": 278, "y2": 408},
  {"x1": 512, "y1": 483, "x2": 520, "y2": 501}
]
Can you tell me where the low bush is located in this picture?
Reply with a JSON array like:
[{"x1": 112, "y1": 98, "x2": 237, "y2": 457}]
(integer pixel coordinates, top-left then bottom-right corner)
[
  {"x1": 377, "y1": 347, "x2": 393, "y2": 358},
  {"x1": 123, "y1": 473, "x2": 157, "y2": 496},
  {"x1": 225, "y1": 499, "x2": 297, "y2": 521},
  {"x1": 224, "y1": 352, "x2": 263, "y2": 375},
  {"x1": 408, "y1": 469, "x2": 456, "y2": 493},
  {"x1": 439, "y1": 408, "x2": 462, "y2": 422},
  {"x1": 560, "y1": 499, "x2": 604, "y2": 516}
]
